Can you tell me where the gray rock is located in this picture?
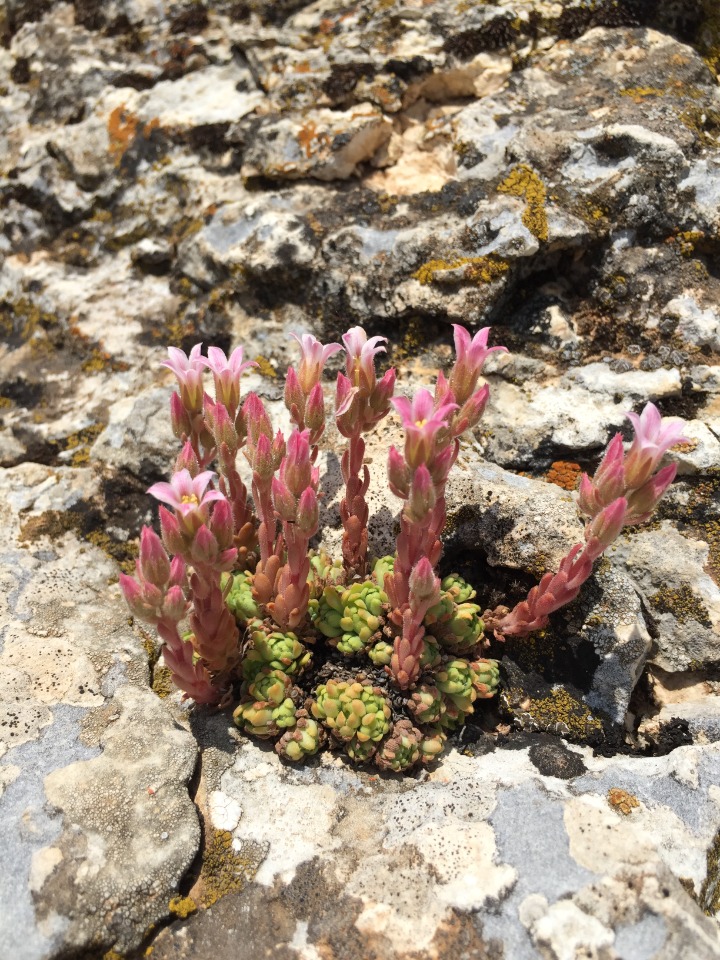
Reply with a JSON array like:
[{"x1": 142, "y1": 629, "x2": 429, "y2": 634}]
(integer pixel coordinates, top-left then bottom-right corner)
[{"x1": 91, "y1": 385, "x2": 177, "y2": 480}]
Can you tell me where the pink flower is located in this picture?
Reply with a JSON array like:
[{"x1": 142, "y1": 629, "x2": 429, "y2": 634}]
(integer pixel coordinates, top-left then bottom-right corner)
[
  {"x1": 162, "y1": 344, "x2": 206, "y2": 414},
  {"x1": 290, "y1": 332, "x2": 342, "y2": 394},
  {"x1": 624, "y1": 403, "x2": 688, "y2": 489},
  {"x1": 148, "y1": 469, "x2": 223, "y2": 531},
  {"x1": 343, "y1": 326, "x2": 387, "y2": 394},
  {"x1": 392, "y1": 389, "x2": 458, "y2": 468},
  {"x1": 201, "y1": 345, "x2": 257, "y2": 413},
  {"x1": 281, "y1": 429, "x2": 313, "y2": 497},
  {"x1": 449, "y1": 325, "x2": 507, "y2": 405}
]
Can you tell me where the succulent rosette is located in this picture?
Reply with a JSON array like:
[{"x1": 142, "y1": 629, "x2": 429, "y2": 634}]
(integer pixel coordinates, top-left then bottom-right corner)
[
  {"x1": 408, "y1": 684, "x2": 443, "y2": 724},
  {"x1": 311, "y1": 582, "x2": 386, "y2": 655},
  {"x1": 311, "y1": 680, "x2": 391, "y2": 746},
  {"x1": 433, "y1": 602, "x2": 485, "y2": 654},
  {"x1": 224, "y1": 570, "x2": 259, "y2": 623},
  {"x1": 375, "y1": 719, "x2": 423, "y2": 772},
  {"x1": 276, "y1": 710, "x2": 324, "y2": 762},
  {"x1": 441, "y1": 573, "x2": 477, "y2": 604},
  {"x1": 368, "y1": 639, "x2": 394, "y2": 666},
  {"x1": 241, "y1": 627, "x2": 311, "y2": 681}
]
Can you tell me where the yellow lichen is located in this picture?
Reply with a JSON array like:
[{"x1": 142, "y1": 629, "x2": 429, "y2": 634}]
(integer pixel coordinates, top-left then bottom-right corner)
[
  {"x1": 199, "y1": 829, "x2": 261, "y2": 908},
  {"x1": 168, "y1": 895, "x2": 197, "y2": 919},
  {"x1": 152, "y1": 665, "x2": 174, "y2": 699},
  {"x1": 505, "y1": 685, "x2": 602, "y2": 739},
  {"x1": 253, "y1": 355, "x2": 278, "y2": 379},
  {"x1": 413, "y1": 254, "x2": 509, "y2": 286},
  {"x1": 619, "y1": 86, "x2": 665, "y2": 99},
  {"x1": 649, "y1": 584, "x2": 712, "y2": 626},
  {"x1": 700, "y1": 827, "x2": 720, "y2": 915},
  {"x1": 497, "y1": 164, "x2": 549, "y2": 242}
]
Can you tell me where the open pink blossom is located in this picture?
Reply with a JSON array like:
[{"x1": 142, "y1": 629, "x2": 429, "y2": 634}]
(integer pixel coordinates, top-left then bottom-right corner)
[
  {"x1": 392, "y1": 389, "x2": 458, "y2": 468},
  {"x1": 162, "y1": 344, "x2": 205, "y2": 414},
  {"x1": 148, "y1": 469, "x2": 223, "y2": 521},
  {"x1": 624, "y1": 403, "x2": 688, "y2": 488},
  {"x1": 449, "y1": 325, "x2": 507, "y2": 405},
  {"x1": 201, "y1": 345, "x2": 257, "y2": 413},
  {"x1": 343, "y1": 327, "x2": 387, "y2": 394},
  {"x1": 290, "y1": 332, "x2": 342, "y2": 394}
]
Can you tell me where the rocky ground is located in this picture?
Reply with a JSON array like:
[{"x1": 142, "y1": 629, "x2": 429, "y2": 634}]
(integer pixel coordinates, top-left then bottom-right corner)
[{"x1": 2, "y1": 1, "x2": 720, "y2": 958}]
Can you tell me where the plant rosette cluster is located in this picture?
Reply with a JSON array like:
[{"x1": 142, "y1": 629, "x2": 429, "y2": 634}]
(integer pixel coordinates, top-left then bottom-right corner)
[{"x1": 121, "y1": 324, "x2": 686, "y2": 774}]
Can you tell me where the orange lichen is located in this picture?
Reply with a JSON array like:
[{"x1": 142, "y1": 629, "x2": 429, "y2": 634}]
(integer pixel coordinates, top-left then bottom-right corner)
[
  {"x1": 297, "y1": 121, "x2": 331, "y2": 159},
  {"x1": 107, "y1": 105, "x2": 160, "y2": 165},
  {"x1": 546, "y1": 461, "x2": 582, "y2": 491},
  {"x1": 607, "y1": 787, "x2": 639, "y2": 816}
]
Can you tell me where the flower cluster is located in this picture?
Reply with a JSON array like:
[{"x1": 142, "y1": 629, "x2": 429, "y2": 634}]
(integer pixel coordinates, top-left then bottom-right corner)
[{"x1": 121, "y1": 325, "x2": 684, "y2": 773}]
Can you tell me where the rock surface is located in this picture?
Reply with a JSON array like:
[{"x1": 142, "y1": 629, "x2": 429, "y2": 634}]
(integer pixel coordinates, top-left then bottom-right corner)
[{"x1": 1, "y1": 0, "x2": 720, "y2": 957}]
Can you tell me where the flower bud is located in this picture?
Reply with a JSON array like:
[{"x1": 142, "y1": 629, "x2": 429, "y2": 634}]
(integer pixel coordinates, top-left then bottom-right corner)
[
  {"x1": 205, "y1": 399, "x2": 238, "y2": 456},
  {"x1": 120, "y1": 574, "x2": 160, "y2": 623},
  {"x1": 139, "y1": 526, "x2": 171, "y2": 587},
  {"x1": 369, "y1": 367, "x2": 396, "y2": 417},
  {"x1": 170, "y1": 391, "x2": 192, "y2": 440},
  {"x1": 296, "y1": 486, "x2": 319, "y2": 536},
  {"x1": 243, "y1": 392, "x2": 273, "y2": 447},
  {"x1": 283, "y1": 429, "x2": 313, "y2": 497},
  {"x1": 169, "y1": 556, "x2": 186, "y2": 587},
  {"x1": 252, "y1": 433, "x2": 275, "y2": 482},
  {"x1": 209, "y1": 498, "x2": 234, "y2": 551},
  {"x1": 625, "y1": 464, "x2": 677, "y2": 523},
  {"x1": 388, "y1": 445, "x2": 410, "y2": 498},
  {"x1": 272, "y1": 477, "x2": 297, "y2": 522},
  {"x1": 453, "y1": 384, "x2": 489, "y2": 436},
  {"x1": 162, "y1": 584, "x2": 188, "y2": 622},
  {"x1": 585, "y1": 497, "x2": 627, "y2": 557},
  {"x1": 191, "y1": 524, "x2": 219, "y2": 566},
  {"x1": 305, "y1": 383, "x2": 325, "y2": 441},
  {"x1": 159, "y1": 506, "x2": 185, "y2": 556},
  {"x1": 409, "y1": 557, "x2": 441, "y2": 604},
  {"x1": 284, "y1": 366, "x2": 305, "y2": 424},
  {"x1": 407, "y1": 464, "x2": 436, "y2": 522}
]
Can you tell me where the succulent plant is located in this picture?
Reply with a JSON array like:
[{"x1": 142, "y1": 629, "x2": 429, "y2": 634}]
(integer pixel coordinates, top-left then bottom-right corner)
[
  {"x1": 420, "y1": 636, "x2": 442, "y2": 669},
  {"x1": 311, "y1": 581, "x2": 387, "y2": 655},
  {"x1": 241, "y1": 626, "x2": 311, "y2": 681},
  {"x1": 307, "y1": 549, "x2": 344, "y2": 597},
  {"x1": 233, "y1": 692, "x2": 297, "y2": 739},
  {"x1": 372, "y1": 555, "x2": 395, "y2": 589},
  {"x1": 276, "y1": 710, "x2": 324, "y2": 761},
  {"x1": 433, "y1": 602, "x2": 485, "y2": 654},
  {"x1": 435, "y1": 659, "x2": 479, "y2": 714},
  {"x1": 346, "y1": 737, "x2": 378, "y2": 764},
  {"x1": 311, "y1": 680, "x2": 391, "y2": 746},
  {"x1": 375, "y1": 719, "x2": 423, "y2": 772},
  {"x1": 407, "y1": 683, "x2": 443, "y2": 724},
  {"x1": 441, "y1": 573, "x2": 477, "y2": 604},
  {"x1": 246, "y1": 667, "x2": 293, "y2": 706},
  {"x1": 419, "y1": 727, "x2": 446, "y2": 764},
  {"x1": 368, "y1": 639, "x2": 394, "y2": 666},
  {"x1": 224, "y1": 570, "x2": 260, "y2": 623},
  {"x1": 473, "y1": 658, "x2": 501, "y2": 698}
]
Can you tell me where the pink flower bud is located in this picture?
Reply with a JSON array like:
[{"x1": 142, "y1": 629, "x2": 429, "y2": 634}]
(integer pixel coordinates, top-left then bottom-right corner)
[
  {"x1": 577, "y1": 473, "x2": 599, "y2": 518},
  {"x1": 272, "y1": 430, "x2": 286, "y2": 469},
  {"x1": 296, "y1": 486, "x2": 319, "y2": 536},
  {"x1": 388, "y1": 445, "x2": 410, "y2": 498},
  {"x1": 174, "y1": 441, "x2": 200, "y2": 477},
  {"x1": 159, "y1": 506, "x2": 185, "y2": 556},
  {"x1": 369, "y1": 367, "x2": 396, "y2": 417},
  {"x1": 407, "y1": 464, "x2": 436, "y2": 521},
  {"x1": 284, "y1": 366, "x2": 306, "y2": 424},
  {"x1": 191, "y1": 524, "x2": 219, "y2": 566},
  {"x1": 162, "y1": 584, "x2": 188, "y2": 622},
  {"x1": 305, "y1": 382, "x2": 325, "y2": 441},
  {"x1": 335, "y1": 372, "x2": 359, "y2": 438},
  {"x1": 162, "y1": 345, "x2": 205, "y2": 415},
  {"x1": 453, "y1": 384, "x2": 489, "y2": 436},
  {"x1": 409, "y1": 557, "x2": 441, "y2": 604},
  {"x1": 139, "y1": 526, "x2": 171, "y2": 587},
  {"x1": 209, "y1": 498, "x2": 234, "y2": 550},
  {"x1": 252, "y1": 433, "x2": 275, "y2": 482},
  {"x1": 272, "y1": 477, "x2": 297, "y2": 522},
  {"x1": 120, "y1": 573, "x2": 159, "y2": 622},
  {"x1": 170, "y1": 391, "x2": 192, "y2": 439},
  {"x1": 283, "y1": 429, "x2": 313, "y2": 497},
  {"x1": 625, "y1": 464, "x2": 677, "y2": 523},
  {"x1": 169, "y1": 556, "x2": 186, "y2": 586},
  {"x1": 243, "y1": 392, "x2": 273, "y2": 447},
  {"x1": 585, "y1": 497, "x2": 627, "y2": 557},
  {"x1": 434, "y1": 369, "x2": 454, "y2": 406},
  {"x1": 205, "y1": 399, "x2": 238, "y2": 455},
  {"x1": 428, "y1": 442, "x2": 458, "y2": 486}
]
